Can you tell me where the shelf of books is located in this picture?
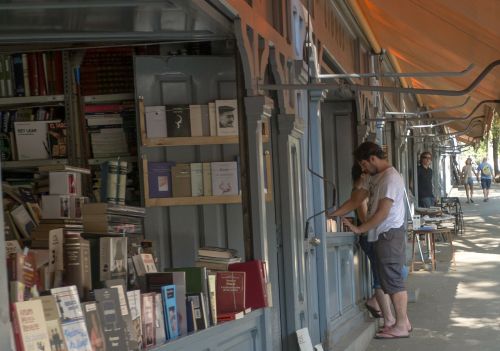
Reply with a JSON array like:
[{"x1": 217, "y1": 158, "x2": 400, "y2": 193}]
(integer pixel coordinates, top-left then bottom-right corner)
[{"x1": 0, "y1": 94, "x2": 65, "y2": 106}]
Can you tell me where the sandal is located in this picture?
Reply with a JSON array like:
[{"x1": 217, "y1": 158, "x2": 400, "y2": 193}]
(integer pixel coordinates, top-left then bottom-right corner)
[{"x1": 365, "y1": 303, "x2": 382, "y2": 318}]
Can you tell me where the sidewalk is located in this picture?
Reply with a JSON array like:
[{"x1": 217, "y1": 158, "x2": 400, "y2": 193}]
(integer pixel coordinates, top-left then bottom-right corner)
[{"x1": 366, "y1": 183, "x2": 500, "y2": 351}]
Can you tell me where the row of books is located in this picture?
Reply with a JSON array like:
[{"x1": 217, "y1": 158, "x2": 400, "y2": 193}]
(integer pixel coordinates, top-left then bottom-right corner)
[
  {"x1": 0, "y1": 52, "x2": 64, "y2": 98},
  {"x1": 145, "y1": 99, "x2": 239, "y2": 139},
  {"x1": 148, "y1": 161, "x2": 240, "y2": 198},
  {"x1": 79, "y1": 48, "x2": 134, "y2": 96}
]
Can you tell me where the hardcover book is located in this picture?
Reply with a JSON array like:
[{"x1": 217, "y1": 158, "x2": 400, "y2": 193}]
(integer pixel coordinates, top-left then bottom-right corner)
[
  {"x1": 171, "y1": 163, "x2": 191, "y2": 197},
  {"x1": 166, "y1": 105, "x2": 190, "y2": 137},
  {"x1": 10, "y1": 205, "x2": 36, "y2": 239},
  {"x1": 94, "y1": 288, "x2": 128, "y2": 351},
  {"x1": 141, "y1": 293, "x2": 156, "y2": 348},
  {"x1": 48, "y1": 121, "x2": 68, "y2": 158},
  {"x1": 208, "y1": 102, "x2": 217, "y2": 136},
  {"x1": 132, "y1": 253, "x2": 157, "y2": 277},
  {"x1": 211, "y1": 162, "x2": 239, "y2": 196},
  {"x1": 216, "y1": 271, "x2": 246, "y2": 314},
  {"x1": 81, "y1": 302, "x2": 106, "y2": 351},
  {"x1": 202, "y1": 162, "x2": 212, "y2": 196},
  {"x1": 215, "y1": 100, "x2": 238, "y2": 136},
  {"x1": 229, "y1": 260, "x2": 269, "y2": 309},
  {"x1": 49, "y1": 172, "x2": 82, "y2": 195},
  {"x1": 12, "y1": 299, "x2": 51, "y2": 351},
  {"x1": 189, "y1": 104, "x2": 204, "y2": 137},
  {"x1": 147, "y1": 161, "x2": 175, "y2": 198},
  {"x1": 63, "y1": 234, "x2": 92, "y2": 300},
  {"x1": 161, "y1": 285, "x2": 179, "y2": 340},
  {"x1": 145, "y1": 106, "x2": 167, "y2": 138},
  {"x1": 190, "y1": 163, "x2": 203, "y2": 197}
]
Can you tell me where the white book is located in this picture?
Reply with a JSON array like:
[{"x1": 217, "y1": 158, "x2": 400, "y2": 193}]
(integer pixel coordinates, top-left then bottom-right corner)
[
  {"x1": 145, "y1": 106, "x2": 167, "y2": 138},
  {"x1": 189, "y1": 105, "x2": 204, "y2": 137},
  {"x1": 21, "y1": 54, "x2": 30, "y2": 97},
  {"x1": 127, "y1": 290, "x2": 143, "y2": 348},
  {"x1": 14, "y1": 121, "x2": 52, "y2": 160},
  {"x1": 191, "y1": 163, "x2": 204, "y2": 197},
  {"x1": 13, "y1": 300, "x2": 51, "y2": 351},
  {"x1": 202, "y1": 162, "x2": 212, "y2": 196},
  {"x1": 10, "y1": 205, "x2": 36, "y2": 239},
  {"x1": 296, "y1": 328, "x2": 314, "y2": 351},
  {"x1": 155, "y1": 293, "x2": 166, "y2": 344},
  {"x1": 208, "y1": 102, "x2": 217, "y2": 136},
  {"x1": 132, "y1": 253, "x2": 157, "y2": 276},
  {"x1": 211, "y1": 162, "x2": 239, "y2": 196},
  {"x1": 215, "y1": 100, "x2": 239, "y2": 136}
]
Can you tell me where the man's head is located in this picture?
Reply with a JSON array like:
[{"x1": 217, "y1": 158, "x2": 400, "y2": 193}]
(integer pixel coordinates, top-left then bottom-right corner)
[
  {"x1": 483, "y1": 157, "x2": 488, "y2": 163},
  {"x1": 420, "y1": 151, "x2": 432, "y2": 168},
  {"x1": 354, "y1": 141, "x2": 388, "y2": 175}
]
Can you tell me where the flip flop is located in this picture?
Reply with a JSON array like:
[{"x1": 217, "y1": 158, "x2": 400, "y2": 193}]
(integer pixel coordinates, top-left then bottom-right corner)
[
  {"x1": 365, "y1": 303, "x2": 382, "y2": 318},
  {"x1": 378, "y1": 325, "x2": 413, "y2": 333},
  {"x1": 374, "y1": 331, "x2": 410, "y2": 339}
]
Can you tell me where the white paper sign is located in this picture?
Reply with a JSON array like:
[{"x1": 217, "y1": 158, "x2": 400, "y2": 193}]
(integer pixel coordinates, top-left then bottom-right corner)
[{"x1": 296, "y1": 328, "x2": 314, "y2": 351}]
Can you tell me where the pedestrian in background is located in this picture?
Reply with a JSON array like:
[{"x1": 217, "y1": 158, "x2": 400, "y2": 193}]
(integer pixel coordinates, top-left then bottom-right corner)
[
  {"x1": 462, "y1": 157, "x2": 478, "y2": 203},
  {"x1": 417, "y1": 151, "x2": 434, "y2": 208},
  {"x1": 477, "y1": 157, "x2": 495, "y2": 202}
]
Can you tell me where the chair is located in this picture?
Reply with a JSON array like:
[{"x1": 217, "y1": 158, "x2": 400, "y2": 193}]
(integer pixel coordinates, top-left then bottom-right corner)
[{"x1": 439, "y1": 197, "x2": 464, "y2": 235}]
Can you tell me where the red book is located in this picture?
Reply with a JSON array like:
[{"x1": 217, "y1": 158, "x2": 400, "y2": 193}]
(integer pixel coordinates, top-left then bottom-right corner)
[
  {"x1": 229, "y1": 260, "x2": 269, "y2": 309},
  {"x1": 27, "y1": 53, "x2": 39, "y2": 96},
  {"x1": 217, "y1": 311, "x2": 244, "y2": 323},
  {"x1": 216, "y1": 271, "x2": 245, "y2": 315},
  {"x1": 53, "y1": 51, "x2": 64, "y2": 94},
  {"x1": 36, "y1": 53, "x2": 47, "y2": 95}
]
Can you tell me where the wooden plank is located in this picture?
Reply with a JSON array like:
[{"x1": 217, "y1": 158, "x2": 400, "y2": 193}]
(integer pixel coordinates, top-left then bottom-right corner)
[
  {"x1": 145, "y1": 195, "x2": 242, "y2": 207},
  {"x1": 141, "y1": 135, "x2": 269, "y2": 147}
]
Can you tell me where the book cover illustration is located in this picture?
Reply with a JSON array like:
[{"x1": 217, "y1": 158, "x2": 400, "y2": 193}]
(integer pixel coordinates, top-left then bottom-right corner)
[
  {"x1": 12, "y1": 300, "x2": 51, "y2": 351},
  {"x1": 154, "y1": 293, "x2": 166, "y2": 345},
  {"x1": 141, "y1": 292, "x2": 156, "y2": 348},
  {"x1": 147, "y1": 162, "x2": 175, "y2": 198},
  {"x1": 215, "y1": 100, "x2": 238, "y2": 136},
  {"x1": 126, "y1": 290, "x2": 143, "y2": 349},
  {"x1": 100, "y1": 237, "x2": 128, "y2": 282},
  {"x1": 211, "y1": 162, "x2": 239, "y2": 196},
  {"x1": 48, "y1": 121, "x2": 67, "y2": 158},
  {"x1": 186, "y1": 292, "x2": 208, "y2": 331},
  {"x1": 14, "y1": 120, "x2": 51, "y2": 160},
  {"x1": 94, "y1": 288, "x2": 127, "y2": 351},
  {"x1": 165, "y1": 105, "x2": 190, "y2": 137},
  {"x1": 82, "y1": 302, "x2": 106, "y2": 351},
  {"x1": 161, "y1": 285, "x2": 178, "y2": 340}
]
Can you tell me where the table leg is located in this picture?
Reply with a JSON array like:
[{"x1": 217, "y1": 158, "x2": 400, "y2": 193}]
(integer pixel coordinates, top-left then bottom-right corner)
[{"x1": 411, "y1": 233, "x2": 416, "y2": 272}]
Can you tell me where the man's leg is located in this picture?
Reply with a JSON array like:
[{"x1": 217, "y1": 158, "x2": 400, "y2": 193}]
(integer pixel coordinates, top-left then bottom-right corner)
[
  {"x1": 390, "y1": 290, "x2": 410, "y2": 335},
  {"x1": 374, "y1": 288, "x2": 394, "y2": 327}
]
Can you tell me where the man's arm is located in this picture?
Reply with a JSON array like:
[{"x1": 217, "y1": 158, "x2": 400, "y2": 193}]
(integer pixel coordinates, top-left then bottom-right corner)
[
  {"x1": 342, "y1": 198, "x2": 393, "y2": 234},
  {"x1": 329, "y1": 188, "x2": 369, "y2": 218}
]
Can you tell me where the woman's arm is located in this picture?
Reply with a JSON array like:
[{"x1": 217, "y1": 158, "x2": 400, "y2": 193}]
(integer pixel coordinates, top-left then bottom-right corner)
[{"x1": 329, "y1": 188, "x2": 369, "y2": 218}]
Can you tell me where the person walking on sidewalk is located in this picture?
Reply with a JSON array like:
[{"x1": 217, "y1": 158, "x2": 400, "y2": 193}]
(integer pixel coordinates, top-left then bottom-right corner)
[
  {"x1": 462, "y1": 157, "x2": 479, "y2": 203},
  {"x1": 477, "y1": 157, "x2": 495, "y2": 202},
  {"x1": 417, "y1": 151, "x2": 434, "y2": 208},
  {"x1": 343, "y1": 141, "x2": 411, "y2": 339},
  {"x1": 329, "y1": 163, "x2": 396, "y2": 328}
]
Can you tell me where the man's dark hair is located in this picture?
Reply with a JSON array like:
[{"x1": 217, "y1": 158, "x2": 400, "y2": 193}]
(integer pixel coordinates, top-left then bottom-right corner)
[
  {"x1": 420, "y1": 151, "x2": 432, "y2": 163},
  {"x1": 351, "y1": 163, "x2": 363, "y2": 181},
  {"x1": 354, "y1": 141, "x2": 386, "y2": 162}
]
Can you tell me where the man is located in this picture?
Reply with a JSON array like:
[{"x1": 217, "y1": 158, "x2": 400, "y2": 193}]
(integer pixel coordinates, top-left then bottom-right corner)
[
  {"x1": 477, "y1": 157, "x2": 495, "y2": 202},
  {"x1": 343, "y1": 141, "x2": 411, "y2": 339},
  {"x1": 417, "y1": 151, "x2": 434, "y2": 208}
]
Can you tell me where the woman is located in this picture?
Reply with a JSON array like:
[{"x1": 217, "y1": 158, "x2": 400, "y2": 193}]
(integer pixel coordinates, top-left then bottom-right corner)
[
  {"x1": 462, "y1": 158, "x2": 478, "y2": 203},
  {"x1": 329, "y1": 164, "x2": 395, "y2": 325}
]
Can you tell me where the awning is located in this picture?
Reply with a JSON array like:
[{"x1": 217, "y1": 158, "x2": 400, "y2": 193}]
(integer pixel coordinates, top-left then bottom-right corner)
[{"x1": 351, "y1": 0, "x2": 499, "y2": 141}]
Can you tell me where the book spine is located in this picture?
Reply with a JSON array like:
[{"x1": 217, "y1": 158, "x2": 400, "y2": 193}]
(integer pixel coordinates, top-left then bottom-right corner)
[
  {"x1": 21, "y1": 54, "x2": 30, "y2": 97},
  {"x1": 4, "y1": 55, "x2": 14, "y2": 97},
  {"x1": 27, "y1": 53, "x2": 39, "y2": 96},
  {"x1": 36, "y1": 53, "x2": 47, "y2": 96},
  {"x1": 12, "y1": 54, "x2": 25, "y2": 97},
  {"x1": 106, "y1": 160, "x2": 119, "y2": 204},
  {"x1": 117, "y1": 160, "x2": 127, "y2": 205},
  {"x1": 202, "y1": 162, "x2": 212, "y2": 196}
]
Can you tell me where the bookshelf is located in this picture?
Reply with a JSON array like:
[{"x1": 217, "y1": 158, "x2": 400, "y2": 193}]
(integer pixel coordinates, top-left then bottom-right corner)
[
  {"x1": 1, "y1": 158, "x2": 68, "y2": 170},
  {"x1": 138, "y1": 98, "x2": 273, "y2": 207},
  {"x1": 0, "y1": 94, "x2": 65, "y2": 106}
]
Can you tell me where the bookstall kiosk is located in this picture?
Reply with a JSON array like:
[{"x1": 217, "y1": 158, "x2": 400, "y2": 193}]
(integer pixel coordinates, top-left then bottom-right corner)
[{"x1": 0, "y1": 2, "x2": 273, "y2": 350}]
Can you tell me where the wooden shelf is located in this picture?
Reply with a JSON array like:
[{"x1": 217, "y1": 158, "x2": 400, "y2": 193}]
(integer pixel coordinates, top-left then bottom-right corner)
[
  {"x1": 145, "y1": 193, "x2": 272, "y2": 207},
  {"x1": 1, "y1": 158, "x2": 68, "y2": 170},
  {"x1": 83, "y1": 93, "x2": 134, "y2": 103},
  {"x1": 88, "y1": 156, "x2": 137, "y2": 165},
  {"x1": 143, "y1": 135, "x2": 240, "y2": 147},
  {"x1": 0, "y1": 95, "x2": 65, "y2": 106}
]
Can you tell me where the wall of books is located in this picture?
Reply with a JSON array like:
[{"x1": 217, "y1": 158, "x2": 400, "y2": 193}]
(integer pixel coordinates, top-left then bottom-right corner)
[{"x1": 2, "y1": 43, "x2": 272, "y2": 351}]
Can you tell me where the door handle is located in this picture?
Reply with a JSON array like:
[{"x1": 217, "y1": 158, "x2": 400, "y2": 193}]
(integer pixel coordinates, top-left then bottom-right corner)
[{"x1": 309, "y1": 237, "x2": 321, "y2": 247}]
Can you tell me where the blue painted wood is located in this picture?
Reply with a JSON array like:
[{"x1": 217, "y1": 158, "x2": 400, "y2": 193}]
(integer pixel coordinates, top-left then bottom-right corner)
[{"x1": 150, "y1": 309, "x2": 264, "y2": 351}]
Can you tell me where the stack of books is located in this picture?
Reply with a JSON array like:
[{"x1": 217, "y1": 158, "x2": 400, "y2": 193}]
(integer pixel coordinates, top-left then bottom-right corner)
[{"x1": 195, "y1": 246, "x2": 241, "y2": 271}]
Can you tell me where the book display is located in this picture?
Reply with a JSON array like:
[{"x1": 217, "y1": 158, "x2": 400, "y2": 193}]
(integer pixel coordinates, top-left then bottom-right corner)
[{"x1": 2, "y1": 48, "x2": 272, "y2": 351}]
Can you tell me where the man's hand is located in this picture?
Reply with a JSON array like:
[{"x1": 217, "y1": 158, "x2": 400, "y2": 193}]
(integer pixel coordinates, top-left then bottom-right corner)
[{"x1": 342, "y1": 217, "x2": 362, "y2": 234}]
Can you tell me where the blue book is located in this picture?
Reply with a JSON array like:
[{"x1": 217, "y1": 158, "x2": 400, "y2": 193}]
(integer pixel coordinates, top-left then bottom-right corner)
[
  {"x1": 148, "y1": 161, "x2": 175, "y2": 198},
  {"x1": 161, "y1": 284, "x2": 179, "y2": 340}
]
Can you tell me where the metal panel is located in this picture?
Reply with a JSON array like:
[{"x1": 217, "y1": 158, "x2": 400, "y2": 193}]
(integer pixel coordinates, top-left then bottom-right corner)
[{"x1": 134, "y1": 55, "x2": 243, "y2": 269}]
